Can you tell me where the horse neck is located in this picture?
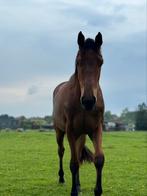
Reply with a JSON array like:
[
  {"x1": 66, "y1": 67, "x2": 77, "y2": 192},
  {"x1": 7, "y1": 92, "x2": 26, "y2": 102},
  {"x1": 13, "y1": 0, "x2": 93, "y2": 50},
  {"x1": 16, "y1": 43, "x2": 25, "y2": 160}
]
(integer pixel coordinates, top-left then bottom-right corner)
[{"x1": 69, "y1": 72, "x2": 81, "y2": 95}]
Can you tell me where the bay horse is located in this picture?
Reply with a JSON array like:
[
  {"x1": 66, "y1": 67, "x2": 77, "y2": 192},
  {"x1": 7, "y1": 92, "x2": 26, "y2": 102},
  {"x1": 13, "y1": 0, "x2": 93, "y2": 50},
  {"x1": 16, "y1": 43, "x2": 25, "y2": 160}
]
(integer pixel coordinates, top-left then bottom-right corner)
[{"x1": 53, "y1": 32, "x2": 105, "y2": 196}]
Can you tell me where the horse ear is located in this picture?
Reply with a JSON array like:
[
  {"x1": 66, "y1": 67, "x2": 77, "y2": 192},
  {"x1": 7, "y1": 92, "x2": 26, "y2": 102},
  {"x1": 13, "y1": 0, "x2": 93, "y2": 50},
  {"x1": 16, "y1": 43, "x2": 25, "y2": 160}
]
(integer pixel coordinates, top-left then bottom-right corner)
[
  {"x1": 77, "y1": 31, "x2": 85, "y2": 48},
  {"x1": 95, "y1": 32, "x2": 103, "y2": 48}
]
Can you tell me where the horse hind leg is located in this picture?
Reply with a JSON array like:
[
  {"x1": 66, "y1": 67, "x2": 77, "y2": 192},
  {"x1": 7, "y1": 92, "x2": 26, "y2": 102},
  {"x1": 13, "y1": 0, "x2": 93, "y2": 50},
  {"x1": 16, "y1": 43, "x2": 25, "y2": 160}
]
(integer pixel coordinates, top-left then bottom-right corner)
[
  {"x1": 75, "y1": 135, "x2": 86, "y2": 192},
  {"x1": 56, "y1": 129, "x2": 65, "y2": 183},
  {"x1": 76, "y1": 135, "x2": 93, "y2": 192}
]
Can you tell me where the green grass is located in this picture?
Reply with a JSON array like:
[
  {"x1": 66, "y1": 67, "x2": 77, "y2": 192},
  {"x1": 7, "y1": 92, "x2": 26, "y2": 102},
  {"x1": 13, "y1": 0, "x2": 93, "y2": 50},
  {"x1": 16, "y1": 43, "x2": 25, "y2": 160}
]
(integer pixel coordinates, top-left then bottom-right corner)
[{"x1": 0, "y1": 131, "x2": 147, "y2": 196}]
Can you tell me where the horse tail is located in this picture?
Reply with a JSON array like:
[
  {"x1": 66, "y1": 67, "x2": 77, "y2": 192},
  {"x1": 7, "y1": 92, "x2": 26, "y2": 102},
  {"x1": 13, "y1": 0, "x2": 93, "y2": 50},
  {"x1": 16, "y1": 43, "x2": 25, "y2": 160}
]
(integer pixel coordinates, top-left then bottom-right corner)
[{"x1": 80, "y1": 145, "x2": 94, "y2": 164}]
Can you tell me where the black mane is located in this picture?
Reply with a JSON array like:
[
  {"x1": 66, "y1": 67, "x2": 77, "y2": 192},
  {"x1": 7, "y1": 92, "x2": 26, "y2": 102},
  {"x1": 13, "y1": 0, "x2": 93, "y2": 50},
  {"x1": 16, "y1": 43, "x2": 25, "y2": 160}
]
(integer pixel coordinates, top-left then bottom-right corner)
[{"x1": 83, "y1": 38, "x2": 97, "y2": 51}]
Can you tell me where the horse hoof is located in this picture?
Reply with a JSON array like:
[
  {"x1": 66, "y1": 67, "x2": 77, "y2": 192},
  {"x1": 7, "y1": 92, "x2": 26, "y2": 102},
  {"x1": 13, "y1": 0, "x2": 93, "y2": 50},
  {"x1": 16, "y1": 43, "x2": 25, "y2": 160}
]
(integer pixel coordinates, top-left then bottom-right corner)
[
  {"x1": 71, "y1": 193, "x2": 78, "y2": 196},
  {"x1": 94, "y1": 188, "x2": 102, "y2": 196},
  {"x1": 59, "y1": 178, "x2": 65, "y2": 183}
]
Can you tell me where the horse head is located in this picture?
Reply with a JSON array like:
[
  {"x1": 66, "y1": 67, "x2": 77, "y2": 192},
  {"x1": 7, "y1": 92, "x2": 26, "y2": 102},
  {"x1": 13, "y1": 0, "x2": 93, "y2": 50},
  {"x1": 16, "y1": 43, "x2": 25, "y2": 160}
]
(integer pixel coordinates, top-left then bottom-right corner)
[{"x1": 76, "y1": 32, "x2": 104, "y2": 111}]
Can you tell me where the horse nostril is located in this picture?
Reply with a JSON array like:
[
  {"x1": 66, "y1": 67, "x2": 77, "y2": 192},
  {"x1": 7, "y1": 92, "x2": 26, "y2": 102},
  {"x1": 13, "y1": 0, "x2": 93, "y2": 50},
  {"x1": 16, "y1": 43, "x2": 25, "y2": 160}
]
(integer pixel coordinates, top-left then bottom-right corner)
[{"x1": 81, "y1": 96, "x2": 96, "y2": 110}]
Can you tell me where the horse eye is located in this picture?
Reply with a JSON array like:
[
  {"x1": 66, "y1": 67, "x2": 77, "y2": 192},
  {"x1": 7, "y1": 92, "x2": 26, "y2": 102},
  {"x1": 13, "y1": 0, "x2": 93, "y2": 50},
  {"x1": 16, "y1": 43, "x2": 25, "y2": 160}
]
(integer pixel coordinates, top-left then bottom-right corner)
[
  {"x1": 77, "y1": 61, "x2": 83, "y2": 67},
  {"x1": 76, "y1": 61, "x2": 79, "y2": 66},
  {"x1": 97, "y1": 56, "x2": 103, "y2": 67}
]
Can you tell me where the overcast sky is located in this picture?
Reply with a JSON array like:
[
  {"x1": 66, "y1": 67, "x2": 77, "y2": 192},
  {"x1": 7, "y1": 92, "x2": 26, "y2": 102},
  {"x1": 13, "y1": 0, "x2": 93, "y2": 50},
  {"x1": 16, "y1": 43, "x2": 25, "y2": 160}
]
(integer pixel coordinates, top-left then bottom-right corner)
[{"x1": 0, "y1": 0, "x2": 146, "y2": 117}]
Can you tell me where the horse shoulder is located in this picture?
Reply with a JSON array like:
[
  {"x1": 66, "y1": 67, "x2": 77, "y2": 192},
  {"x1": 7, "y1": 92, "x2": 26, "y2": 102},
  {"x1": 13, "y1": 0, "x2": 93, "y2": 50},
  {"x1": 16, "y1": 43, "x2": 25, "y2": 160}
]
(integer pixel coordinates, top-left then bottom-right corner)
[
  {"x1": 97, "y1": 86, "x2": 104, "y2": 110},
  {"x1": 53, "y1": 82, "x2": 67, "y2": 98}
]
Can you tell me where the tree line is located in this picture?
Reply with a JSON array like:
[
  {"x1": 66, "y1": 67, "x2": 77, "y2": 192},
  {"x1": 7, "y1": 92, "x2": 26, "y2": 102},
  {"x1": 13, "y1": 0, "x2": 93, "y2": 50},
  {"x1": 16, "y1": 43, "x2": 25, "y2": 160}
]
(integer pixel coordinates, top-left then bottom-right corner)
[
  {"x1": 0, "y1": 102, "x2": 147, "y2": 131},
  {"x1": 0, "y1": 115, "x2": 52, "y2": 130},
  {"x1": 104, "y1": 103, "x2": 147, "y2": 130}
]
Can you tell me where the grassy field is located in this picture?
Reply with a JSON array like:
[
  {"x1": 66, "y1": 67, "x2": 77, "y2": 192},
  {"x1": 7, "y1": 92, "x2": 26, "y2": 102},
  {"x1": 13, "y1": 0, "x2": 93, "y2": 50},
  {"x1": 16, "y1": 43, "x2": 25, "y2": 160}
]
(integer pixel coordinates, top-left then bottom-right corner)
[{"x1": 0, "y1": 131, "x2": 147, "y2": 196}]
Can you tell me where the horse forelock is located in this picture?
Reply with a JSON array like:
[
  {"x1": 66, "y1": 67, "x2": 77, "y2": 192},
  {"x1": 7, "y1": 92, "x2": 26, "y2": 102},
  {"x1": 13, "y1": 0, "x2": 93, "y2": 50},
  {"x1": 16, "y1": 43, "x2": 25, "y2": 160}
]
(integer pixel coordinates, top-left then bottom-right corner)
[
  {"x1": 83, "y1": 38, "x2": 97, "y2": 51},
  {"x1": 74, "y1": 38, "x2": 103, "y2": 75}
]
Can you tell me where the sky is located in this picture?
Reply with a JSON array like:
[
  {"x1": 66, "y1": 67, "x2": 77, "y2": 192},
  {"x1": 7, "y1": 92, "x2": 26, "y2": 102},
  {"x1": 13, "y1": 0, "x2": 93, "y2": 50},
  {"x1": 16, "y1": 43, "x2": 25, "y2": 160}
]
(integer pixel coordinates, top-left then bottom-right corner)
[{"x1": 0, "y1": 0, "x2": 146, "y2": 117}]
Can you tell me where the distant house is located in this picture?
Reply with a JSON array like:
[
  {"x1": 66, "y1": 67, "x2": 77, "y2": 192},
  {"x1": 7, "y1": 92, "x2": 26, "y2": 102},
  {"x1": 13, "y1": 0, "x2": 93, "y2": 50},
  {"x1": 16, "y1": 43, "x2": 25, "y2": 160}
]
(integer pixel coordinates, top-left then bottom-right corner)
[
  {"x1": 16, "y1": 128, "x2": 25, "y2": 132},
  {"x1": 39, "y1": 123, "x2": 54, "y2": 132},
  {"x1": 104, "y1": 121, "x2": 128, "y2": 131},
  {"x1": 127, "y1": 123, "x2": 135, "y2": 131},
  {"x1": 104, "y1": 121, "x2": 115, "y2": 131},
  {"x1": 115, "y1": 122, "x2": 127, "y2": 131}
]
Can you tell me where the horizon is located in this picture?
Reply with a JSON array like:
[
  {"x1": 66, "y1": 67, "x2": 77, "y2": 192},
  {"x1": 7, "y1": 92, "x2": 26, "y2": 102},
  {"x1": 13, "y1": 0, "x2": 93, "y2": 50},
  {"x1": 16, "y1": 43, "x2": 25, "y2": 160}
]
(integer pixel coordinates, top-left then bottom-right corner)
[
  {"x1": 0, "y1": 0, "x2": 146, "y2": 117},
  {"x1": 0, "y1": 103, "x2": 144, "y2": 118}
]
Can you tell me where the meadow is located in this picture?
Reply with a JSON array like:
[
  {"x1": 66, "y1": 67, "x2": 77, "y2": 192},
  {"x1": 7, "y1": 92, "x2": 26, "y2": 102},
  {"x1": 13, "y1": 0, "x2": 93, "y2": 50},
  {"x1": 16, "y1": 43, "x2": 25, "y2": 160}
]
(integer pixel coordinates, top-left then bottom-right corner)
[{"x1": 0, "y1": 131, "x2": 147, "y2": 196}]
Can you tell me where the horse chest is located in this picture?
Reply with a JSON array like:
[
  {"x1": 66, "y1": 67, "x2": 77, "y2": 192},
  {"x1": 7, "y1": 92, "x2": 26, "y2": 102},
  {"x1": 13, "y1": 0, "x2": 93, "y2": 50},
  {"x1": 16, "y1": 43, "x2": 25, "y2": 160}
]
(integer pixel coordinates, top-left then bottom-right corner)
[{"x1": 72, "y1": 111, "x2": 99, "y2": 134}]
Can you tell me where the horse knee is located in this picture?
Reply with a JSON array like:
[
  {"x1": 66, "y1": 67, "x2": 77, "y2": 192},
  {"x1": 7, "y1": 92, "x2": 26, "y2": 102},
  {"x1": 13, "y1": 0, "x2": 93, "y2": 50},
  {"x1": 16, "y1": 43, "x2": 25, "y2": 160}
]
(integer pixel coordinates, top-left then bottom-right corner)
[
  {"x1": 94, "y1": 154, "x2": 105, "y2": 169},
  {"x1": 58, "y1": 147, "x2": 65, "y2": 157}
]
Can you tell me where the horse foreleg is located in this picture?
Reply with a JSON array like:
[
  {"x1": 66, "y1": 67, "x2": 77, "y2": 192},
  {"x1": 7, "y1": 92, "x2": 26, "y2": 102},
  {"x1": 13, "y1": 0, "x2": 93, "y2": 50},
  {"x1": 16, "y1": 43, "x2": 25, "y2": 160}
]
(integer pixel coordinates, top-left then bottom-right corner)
[
  {"x1": 92, "y1": 124, "x2": 105, "y2": 196},
  {"x1": 76, "y1": 169, "x2": 81, "y2": 192},
  {"x1": 56, "y1": 129, "x2": 65, "y2": 183},
  {"x1": 67, "y1": 130, "x2": 79, "y2": 196}
]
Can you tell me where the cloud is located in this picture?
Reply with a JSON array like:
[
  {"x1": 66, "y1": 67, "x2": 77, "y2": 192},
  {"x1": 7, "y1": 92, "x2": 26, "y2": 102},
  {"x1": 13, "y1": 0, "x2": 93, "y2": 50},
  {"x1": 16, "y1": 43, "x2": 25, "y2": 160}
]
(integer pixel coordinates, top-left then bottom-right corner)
[
  {"x1": 27, "y1": 85, "x2": 38, "y2": 95},
  {"x1": 0, "y1": 74, "x2": 69, "y2": 116},
  {"x1": 101, "y1": 30, "x2": 146, "y2": 111},
  {"x1": 62, "y1": 5, "x2": 126, "y2": 28},
  {"x1": 0, "y1": 0, "x2": 146, "y2": 116},
  {"x1": 0, "y1": 87, "x2": 26, "y2": 104}
]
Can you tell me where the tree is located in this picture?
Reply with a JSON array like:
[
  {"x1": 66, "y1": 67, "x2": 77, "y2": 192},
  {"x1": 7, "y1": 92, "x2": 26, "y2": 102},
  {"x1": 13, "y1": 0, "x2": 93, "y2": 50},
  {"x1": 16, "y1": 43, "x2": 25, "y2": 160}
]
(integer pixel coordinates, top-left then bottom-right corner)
[
  {"x1": 104, "y1": 111, "x2": 112, "y2": 121},
  {"x1": 44, "y1": 116, "x2": 53, "y2": 124},
  {"x1": 120, "y1": 108, "x2": 136, "y2": 124},
  {"x1": 135, "y1": 103, "x2": 147, "y2": 130},
  {"x1": 104, "y1": 111, "x2": 119, "y2": 122},
  {"x1": 121, "y1": 108, "x2": 129, "y2": 118}
]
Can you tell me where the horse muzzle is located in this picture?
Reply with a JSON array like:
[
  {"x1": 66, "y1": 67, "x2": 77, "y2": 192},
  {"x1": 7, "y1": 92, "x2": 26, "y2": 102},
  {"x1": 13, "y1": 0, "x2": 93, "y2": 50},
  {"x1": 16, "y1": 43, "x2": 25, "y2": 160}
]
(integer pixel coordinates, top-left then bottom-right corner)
[{"x1": 80, "y1": 96, "x2": 96, "y2": 111}]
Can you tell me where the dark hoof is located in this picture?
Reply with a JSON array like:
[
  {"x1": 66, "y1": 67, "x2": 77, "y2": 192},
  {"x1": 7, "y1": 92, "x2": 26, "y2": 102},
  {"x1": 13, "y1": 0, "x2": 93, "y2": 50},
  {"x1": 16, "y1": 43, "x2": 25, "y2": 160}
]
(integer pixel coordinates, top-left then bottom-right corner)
[
  {"x1": 94, "y1": 188, "x2": 102, "y2": 196},
  {"x1": 71, "y1": 192, "x2": 78, "y2": 196},
  {"x1": 59, "y1": 177, "x2": 65, "y2": 183}
]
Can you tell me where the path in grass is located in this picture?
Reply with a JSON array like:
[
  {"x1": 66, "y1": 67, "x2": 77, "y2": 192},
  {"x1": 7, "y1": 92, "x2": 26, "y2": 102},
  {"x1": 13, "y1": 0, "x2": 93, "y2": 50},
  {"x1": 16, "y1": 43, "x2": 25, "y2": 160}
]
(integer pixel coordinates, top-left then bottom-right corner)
[{"x1": 0, "y1": 131, "x2": 147, "y2": 196}]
